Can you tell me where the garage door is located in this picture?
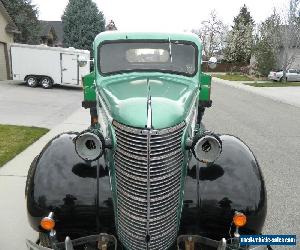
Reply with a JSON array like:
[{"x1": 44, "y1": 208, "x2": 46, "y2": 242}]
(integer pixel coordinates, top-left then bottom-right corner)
[{"x1": 0, "y1": 42, "x2": 8, "y2": 80}]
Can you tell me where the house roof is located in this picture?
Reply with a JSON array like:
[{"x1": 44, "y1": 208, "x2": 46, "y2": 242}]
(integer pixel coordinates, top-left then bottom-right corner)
[
  {"x1": 0, "y1": 0, "x2": 19, "y2": 34},
  {"x1": 40, "y1": 20, "x2": 63, "y2": 44}
]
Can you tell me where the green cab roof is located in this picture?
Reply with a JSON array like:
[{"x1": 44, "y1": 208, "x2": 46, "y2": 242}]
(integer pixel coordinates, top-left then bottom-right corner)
[{"x1": 94, "y1": 31, "x2": 202, "y2": 47}]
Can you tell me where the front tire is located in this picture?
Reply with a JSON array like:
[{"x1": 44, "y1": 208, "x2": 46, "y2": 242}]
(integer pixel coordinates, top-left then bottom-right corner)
[
  {"x1": 25, "y1": 76, "x2": 38, "y2": 88},
  {"x1": 40, "y1": 76, "x2": 53, "y2": 89}
]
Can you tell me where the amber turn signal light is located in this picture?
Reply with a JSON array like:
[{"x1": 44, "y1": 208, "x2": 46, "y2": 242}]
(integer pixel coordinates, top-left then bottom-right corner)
[
  {"x1": 233, "y1": 212, "x2": 247, "y2": 227},
  {"x1": 40, "y1": 216, "x2": 55, "y2": 231}
]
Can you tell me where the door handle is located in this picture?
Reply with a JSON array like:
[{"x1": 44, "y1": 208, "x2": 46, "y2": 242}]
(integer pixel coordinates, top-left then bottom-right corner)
[{"x1": 62, "y1": 68, "x2": 67, "y2": 71}]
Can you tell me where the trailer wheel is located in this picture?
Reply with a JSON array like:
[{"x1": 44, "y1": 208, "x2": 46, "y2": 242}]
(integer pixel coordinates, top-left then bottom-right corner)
[
  {"x1": 39, "y1": 232, "x2": 51, "y2": 247},
  {"x1": 25, "y1": 76, "x2": 38, "y2": 88},
  {"x1": 41, "y1": 76, "x2": 53, "y2": 89}
]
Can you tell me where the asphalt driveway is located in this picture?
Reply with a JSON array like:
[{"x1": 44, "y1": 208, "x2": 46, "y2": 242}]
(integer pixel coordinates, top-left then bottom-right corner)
[{"x1": 0, "y1": 81, "x2": 83, "y2": 128}]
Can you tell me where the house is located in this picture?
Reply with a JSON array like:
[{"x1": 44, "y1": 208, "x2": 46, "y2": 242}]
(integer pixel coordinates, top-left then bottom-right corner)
[
  {"x1": 277, "y1": 25, "x2": 300, "y2": 70},
  {"x1": 0, "y1": 0, "x2": 19, "y2": 80},
  {"x1": 39, "y1": 19, "x2": 116, "y2": 47},
  {"x1": 40, "y1": 21, "x2": 63, "y2": 47},
  {"x1": 278, "y1": 48, "x2": 300, "y2": 70}
]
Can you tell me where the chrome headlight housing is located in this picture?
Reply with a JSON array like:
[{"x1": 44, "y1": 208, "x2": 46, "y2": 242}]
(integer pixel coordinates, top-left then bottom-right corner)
[
  {"x1": 192, "y1": 131, "x2": 222, "y2": 163},
  {"x1": 74, "y1": 130, "x2": 105, "y2": 161}
]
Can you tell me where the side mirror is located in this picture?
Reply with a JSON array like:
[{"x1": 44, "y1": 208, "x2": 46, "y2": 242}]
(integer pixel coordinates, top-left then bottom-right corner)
[
  {"x1": 78, "y1": 56, "x2": 88, "y2": 67},
  {"x1": 208, "y1": 57, "x2": 217, "y2": 69}
]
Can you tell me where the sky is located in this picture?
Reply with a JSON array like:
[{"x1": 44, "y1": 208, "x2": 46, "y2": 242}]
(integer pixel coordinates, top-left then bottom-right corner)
[{"x1": 32, "y1": 0, "x2": 289, "y2": 31}]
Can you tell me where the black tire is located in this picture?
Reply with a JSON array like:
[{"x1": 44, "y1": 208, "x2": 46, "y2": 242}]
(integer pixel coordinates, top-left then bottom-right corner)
[
  {"x1": 39, "y1": 232, "x2": 51, "y2": 248},
  {"x1": 25, "y1": 76, "x2": 38, "y2": 88},
  {"x1": 40, "y1": 76, "x2": 53, "y2": 89}
]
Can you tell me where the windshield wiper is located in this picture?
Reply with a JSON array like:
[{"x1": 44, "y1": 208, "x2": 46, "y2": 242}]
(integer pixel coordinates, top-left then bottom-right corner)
[{"x1": 168, "y1": 37, "x2": 173, "y2": 63}]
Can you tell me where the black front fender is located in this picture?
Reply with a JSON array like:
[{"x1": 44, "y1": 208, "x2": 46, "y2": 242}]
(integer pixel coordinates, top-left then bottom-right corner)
[
  {"x1": 25, "y1": 132, "x2": 115, "y2": 237},
  {"x1": 180, "y1": 135, "x2": 267, "y2": 240}
]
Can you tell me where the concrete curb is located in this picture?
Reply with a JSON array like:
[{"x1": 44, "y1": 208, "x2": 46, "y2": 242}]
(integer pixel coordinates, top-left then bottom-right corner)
[{"x1": 213, "y1": 77, "x2": 300, "y2": 108}]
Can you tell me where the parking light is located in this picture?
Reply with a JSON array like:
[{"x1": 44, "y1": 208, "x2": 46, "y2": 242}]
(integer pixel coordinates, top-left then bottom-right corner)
[
  {"x1": 233, "y1": 212, "x2": 247, "y2": 227},
  {"x1": 40, "y1": 212, "x2": 55, "y2": 231}
]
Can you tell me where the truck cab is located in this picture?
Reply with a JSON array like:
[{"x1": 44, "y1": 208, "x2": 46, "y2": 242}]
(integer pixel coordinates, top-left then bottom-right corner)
[{"x1": 82, "y1": 32, "x2": 212, "y2": 126}]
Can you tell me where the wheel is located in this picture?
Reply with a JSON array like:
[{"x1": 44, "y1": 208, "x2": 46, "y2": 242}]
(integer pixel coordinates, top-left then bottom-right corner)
[
  {"x1": 40, "y1": 76, "x2": 53, "y2": 89},
  {"x1": 25, "y1": 76, "x2": 38, "y2": 88},
  {"x1": 39, "y1": 232, "x2": 51, "y2": 248}
]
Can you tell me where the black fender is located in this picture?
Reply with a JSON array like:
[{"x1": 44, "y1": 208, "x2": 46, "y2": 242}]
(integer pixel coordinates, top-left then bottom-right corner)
[
  {"x1": 25, "y1": 132, "x2": 115, "y2": 239},
  {"x1": 180, "y1": 135, "x2": 267, "y2": 240}
]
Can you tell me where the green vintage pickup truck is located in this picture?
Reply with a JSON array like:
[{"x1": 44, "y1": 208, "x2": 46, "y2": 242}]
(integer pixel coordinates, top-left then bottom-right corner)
[{"x1": 26, "y1": 32, "x2": 267, "y2": 250}]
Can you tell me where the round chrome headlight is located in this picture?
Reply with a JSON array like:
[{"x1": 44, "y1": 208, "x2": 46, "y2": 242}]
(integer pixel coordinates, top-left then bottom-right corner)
[
  {"x1": 192, "y1": 132, "x2": 222, "y2": 163},
  {"x1": 74, "y1": 130, "x2": 105, "y2": 161}
]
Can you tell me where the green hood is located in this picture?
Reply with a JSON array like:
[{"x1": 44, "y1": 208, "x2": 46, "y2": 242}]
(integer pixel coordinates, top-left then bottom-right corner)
[{"x1": 97, "y1": 75, "x2": 198, "y2": 129}]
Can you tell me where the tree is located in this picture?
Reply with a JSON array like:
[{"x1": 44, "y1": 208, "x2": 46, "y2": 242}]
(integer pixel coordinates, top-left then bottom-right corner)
[
  {"x1": 192, "y1": 10, "x2": 228, "y2": 59},
  {"x1": 253, "y1": 11, "x2": 281, "y2": 76},
  {"x1": 1, "y1": 0, "x2": 40, "y2": 44},
  {"x1": 62, "y1": 0, "x2": 105, "y2": 50},
  {"x1": 278, "y1": 0, "x2": 300, "y2": 82},
  {"x1": 224, "y1": 5, "x2": 255, "y2": 63}
]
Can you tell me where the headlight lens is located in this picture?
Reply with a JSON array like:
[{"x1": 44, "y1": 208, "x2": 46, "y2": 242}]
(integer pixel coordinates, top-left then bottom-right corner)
[
  {"x1": 192, "y1": 132, "x2": 222, "y2": 163},
  {"x1": 74, "y1": 130, "x2": 105, "y2": 161}
]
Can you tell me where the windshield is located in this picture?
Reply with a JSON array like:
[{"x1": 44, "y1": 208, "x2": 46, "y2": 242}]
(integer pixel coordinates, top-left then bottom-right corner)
[{"x1": 98, "y1": 41, "x2": 197, "y2": 76}]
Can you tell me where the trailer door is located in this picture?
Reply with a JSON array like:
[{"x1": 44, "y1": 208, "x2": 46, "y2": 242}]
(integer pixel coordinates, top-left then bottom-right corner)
[{"x1": 61, "y1": 53, "x2": 79, "y2": 85}]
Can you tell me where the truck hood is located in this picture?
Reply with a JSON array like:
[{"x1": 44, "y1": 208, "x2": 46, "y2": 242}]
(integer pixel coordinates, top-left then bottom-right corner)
[{"x1": 97, "y1": 75, "x2": 198, "y2": 129}]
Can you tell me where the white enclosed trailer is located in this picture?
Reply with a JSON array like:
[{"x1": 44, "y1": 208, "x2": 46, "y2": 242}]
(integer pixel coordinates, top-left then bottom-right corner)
[{"x1": 10, "y1": 43, "x2": 90, "y2": 88}]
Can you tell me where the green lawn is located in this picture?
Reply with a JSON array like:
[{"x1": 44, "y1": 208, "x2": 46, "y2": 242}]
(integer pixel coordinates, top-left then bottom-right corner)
[
  {"x1": 213, "y1": 74, "x2": 254, "y2": 81},
  {"x1": 244, "y1": 81, "x2": 300, "y2": 87},
  {"x1": 0, "y1": 125, "x2": 49, "y2": 167}
]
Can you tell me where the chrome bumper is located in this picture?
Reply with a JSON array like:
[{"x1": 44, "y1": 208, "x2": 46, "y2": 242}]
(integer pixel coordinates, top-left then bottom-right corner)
[
  {"x1": 27, "y1": 234, "x2": 270, "y2": 250},
  {"x1": 26, "y1": 233, "x2": 117, "y2": 250}
]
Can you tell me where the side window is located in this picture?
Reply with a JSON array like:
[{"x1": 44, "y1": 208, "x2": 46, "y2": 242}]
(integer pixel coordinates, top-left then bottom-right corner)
[{"x1": 289, "y1": 69, "x2": 296, "y2": 73}]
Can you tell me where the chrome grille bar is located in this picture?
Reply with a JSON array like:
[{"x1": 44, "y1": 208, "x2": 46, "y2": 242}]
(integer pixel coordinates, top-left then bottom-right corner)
[{"x1": 113, "y1": 120, "x2": 185, "y2": 250}]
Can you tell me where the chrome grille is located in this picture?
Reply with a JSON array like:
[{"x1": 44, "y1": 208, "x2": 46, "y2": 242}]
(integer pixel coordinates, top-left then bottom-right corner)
[{"x1": 113, "y1": 121, "x2": 185, "y2": 250}]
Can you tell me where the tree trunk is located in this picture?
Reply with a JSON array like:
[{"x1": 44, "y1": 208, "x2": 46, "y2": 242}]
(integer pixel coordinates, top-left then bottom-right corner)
[{"x1": 282, "y1": 70, "x2": 287, "y2": 83}]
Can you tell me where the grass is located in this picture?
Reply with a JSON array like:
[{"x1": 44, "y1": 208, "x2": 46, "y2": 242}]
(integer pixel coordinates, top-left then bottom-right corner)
[
  {"x1": 0, "y1": 125, "x2": 49, "y2": 167},
  {"x1": 213, "y1": 74, "x2": 254, "y2": 81},
  {"x1": 243, "y1": 81, "x2": 300, "y2": 87}
]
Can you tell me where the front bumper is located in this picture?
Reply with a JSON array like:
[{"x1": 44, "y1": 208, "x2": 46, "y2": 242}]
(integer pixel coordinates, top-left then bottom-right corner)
[{"x1": 26, "y1": 234, "x2": 270, "y2": 250}]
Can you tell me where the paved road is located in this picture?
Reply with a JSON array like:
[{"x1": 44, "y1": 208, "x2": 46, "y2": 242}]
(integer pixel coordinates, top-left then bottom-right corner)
[
  {"x1": 203, "y1": 80, "x2": 300, "y2": 240},
  {"x1": 0, "y1": 81, "x2": 83, "y2": 128}
]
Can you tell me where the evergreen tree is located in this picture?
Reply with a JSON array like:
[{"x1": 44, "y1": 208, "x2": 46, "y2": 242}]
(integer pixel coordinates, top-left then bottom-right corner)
[
  {"x1": 253, "y1": 12, "x2": 281, "y2": 76},
  {"x1": 224, "y1": 5, "x2": 255, "y2": 63},
  {"x1": 1, "y1": 0, "x2": 41, "y2": 44},
  {"x1": 62, "y1": 0, "x2": 105, "y2": 50}
]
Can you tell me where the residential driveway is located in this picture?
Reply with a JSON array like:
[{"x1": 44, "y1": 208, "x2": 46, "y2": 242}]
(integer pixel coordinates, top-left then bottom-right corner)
[{"x1": 0, "y1": 81, "x2": 83, "y2": 128}]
